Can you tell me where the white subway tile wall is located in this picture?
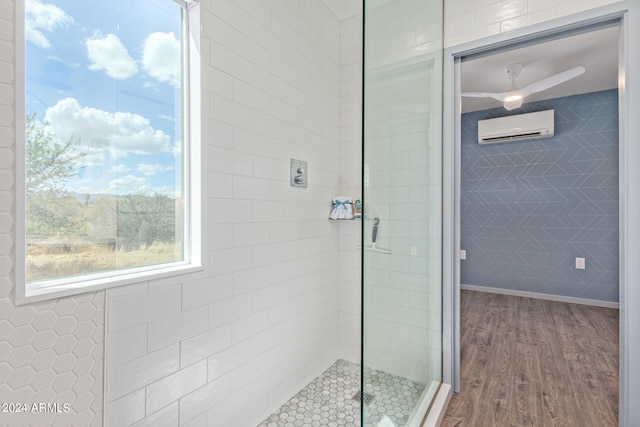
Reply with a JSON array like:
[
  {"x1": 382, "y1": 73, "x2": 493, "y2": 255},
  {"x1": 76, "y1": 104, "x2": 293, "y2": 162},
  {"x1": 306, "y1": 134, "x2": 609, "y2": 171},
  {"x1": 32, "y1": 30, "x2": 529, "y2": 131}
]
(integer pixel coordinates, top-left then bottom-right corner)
[
  {"x1": 362, "y1": 0, "x2": 444, "y2": 384},
  {"x1": 338, "y1": 12, "x2": 363, "y2": 364},
  {"x1": 0, "y1": 0, "x2": 622, "y2": 426},
  {"x1": 444, "y1": 0, "x2": 619, "y2": 47},
  {"x1": 104, "y1": 0, "x2": 344, "y2": 425}
]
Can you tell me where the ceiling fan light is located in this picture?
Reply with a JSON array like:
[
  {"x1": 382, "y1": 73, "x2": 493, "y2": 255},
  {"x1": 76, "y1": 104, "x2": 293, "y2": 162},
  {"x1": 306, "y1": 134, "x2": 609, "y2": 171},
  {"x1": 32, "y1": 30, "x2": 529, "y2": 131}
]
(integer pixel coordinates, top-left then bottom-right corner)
[{"x1": 503, "y1": 96, "x2": 523, "y2": 111}]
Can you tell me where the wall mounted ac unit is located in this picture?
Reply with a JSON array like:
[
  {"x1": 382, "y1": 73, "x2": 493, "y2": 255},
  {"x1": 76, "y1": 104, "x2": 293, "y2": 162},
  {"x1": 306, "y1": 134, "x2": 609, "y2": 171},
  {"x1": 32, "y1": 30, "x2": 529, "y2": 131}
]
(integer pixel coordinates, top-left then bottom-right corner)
[{"x1": 477, "y1": 109, "x2": 554, "y2": 145}]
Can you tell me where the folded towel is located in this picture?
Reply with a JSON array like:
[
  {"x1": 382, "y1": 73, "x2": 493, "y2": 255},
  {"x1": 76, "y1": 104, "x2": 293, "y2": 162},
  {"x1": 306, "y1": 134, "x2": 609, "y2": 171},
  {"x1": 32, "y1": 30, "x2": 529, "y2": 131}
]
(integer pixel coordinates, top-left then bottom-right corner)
[{"x1": 330, "y1": 196, "x2": 354, "y2": 219}]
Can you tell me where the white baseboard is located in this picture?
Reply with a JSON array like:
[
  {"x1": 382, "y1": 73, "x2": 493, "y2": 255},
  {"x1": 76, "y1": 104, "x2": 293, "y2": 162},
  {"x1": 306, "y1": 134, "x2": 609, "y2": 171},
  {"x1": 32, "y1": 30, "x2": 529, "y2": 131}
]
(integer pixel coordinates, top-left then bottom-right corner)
[{"x1": 461, "y1": 284, "x2": 619, "y2": 309}]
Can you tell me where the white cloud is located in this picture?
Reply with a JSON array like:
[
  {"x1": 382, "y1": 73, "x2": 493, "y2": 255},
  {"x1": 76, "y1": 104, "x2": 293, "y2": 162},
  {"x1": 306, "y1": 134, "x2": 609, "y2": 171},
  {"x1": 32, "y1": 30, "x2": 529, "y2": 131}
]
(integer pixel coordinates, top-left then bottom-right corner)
[
  {"x1": 137, "y1": 163, "x2": 174, "y2": 176},
  {"x1": 86, "y1": 33, "x2": 138, "y2": 79},
  {"x1": 172, "y1": 140, "x2": 182, "y2": 159},
  {"x1": 45, "y1": 98, "x2": 172, "y2": 159},
  {"x1": 25, "y1": 0, "x2": 74, "y2": 49},
  {"x1": 103, "y1": 176, "x2": 176, "y2": 197},
  {"x1": 78, "y1": 150, "x2": 105, "y2": 168},
  {"x1": 106, "y1": 175, "x2": 153, "y2": 195},
  {"x1": 142, "y1": 32, "x2": 181, "y2": 87},
  {"x1": 159, "y1": 114, "x2": 176, "y2": 122},
  {"x1": 110, "y1": 164, "x2": 131, "y2": 174},
  {"x1": 69, "y1": 175, "x2": 177, "y2": 197}
]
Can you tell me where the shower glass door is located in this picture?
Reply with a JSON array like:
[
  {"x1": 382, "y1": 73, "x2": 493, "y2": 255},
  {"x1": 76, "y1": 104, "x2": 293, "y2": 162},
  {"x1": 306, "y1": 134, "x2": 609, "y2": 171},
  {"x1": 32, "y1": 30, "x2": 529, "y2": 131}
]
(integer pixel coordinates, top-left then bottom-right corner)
[{"x1": 362, "y1": 0, "x2": 444, "y2": 425}]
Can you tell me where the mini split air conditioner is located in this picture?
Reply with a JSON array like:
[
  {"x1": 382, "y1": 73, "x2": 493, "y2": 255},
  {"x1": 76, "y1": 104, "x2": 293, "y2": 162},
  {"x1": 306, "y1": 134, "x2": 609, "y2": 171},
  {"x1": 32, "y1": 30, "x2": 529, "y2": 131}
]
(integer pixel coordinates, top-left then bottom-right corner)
[{"x1": 477, "y1": 109, "x2": 554, "y2": 145}]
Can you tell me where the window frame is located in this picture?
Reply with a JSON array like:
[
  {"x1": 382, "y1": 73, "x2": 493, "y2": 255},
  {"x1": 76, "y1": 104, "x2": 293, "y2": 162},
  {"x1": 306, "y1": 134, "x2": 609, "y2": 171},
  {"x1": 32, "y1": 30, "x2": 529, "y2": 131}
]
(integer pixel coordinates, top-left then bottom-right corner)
[{"x1": 15, "y1": 0, "x2": 202, "y2": 304}]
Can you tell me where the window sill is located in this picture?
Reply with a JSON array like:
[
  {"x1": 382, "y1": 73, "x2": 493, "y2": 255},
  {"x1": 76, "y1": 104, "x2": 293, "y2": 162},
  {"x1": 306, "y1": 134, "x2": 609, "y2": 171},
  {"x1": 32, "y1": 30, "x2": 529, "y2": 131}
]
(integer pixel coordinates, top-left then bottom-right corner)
[{"x1": 16, "y1": 262, "x2": 203, "y2": 305}]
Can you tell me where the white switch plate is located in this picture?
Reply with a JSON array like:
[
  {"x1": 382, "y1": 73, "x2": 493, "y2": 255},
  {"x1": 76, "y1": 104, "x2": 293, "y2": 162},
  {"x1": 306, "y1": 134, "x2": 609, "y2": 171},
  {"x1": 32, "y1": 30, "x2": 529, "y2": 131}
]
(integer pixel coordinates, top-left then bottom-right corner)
[
  {"x1": 576, "y1": 257, "x2": 585, "y2": 269},
  {"x1": 460, "y1": 250, "x2": 466, "y2": 260},
  {"x1": 290, "y1": 159, "x2": 308, "y2": 188}
]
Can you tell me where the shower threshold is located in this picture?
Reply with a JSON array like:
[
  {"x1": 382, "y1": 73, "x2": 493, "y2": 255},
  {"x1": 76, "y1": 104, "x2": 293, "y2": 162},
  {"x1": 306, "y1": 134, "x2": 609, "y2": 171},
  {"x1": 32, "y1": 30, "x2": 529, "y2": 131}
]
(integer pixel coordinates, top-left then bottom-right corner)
[{"x1": 256, "y1": 359, "x2": 426, "y2": 427}]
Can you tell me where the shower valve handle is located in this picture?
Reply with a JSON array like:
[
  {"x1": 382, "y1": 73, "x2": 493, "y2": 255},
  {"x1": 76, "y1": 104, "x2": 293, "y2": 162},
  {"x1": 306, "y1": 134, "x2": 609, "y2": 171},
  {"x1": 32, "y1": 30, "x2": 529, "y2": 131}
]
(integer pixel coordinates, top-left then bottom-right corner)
[{"x1": 372, "y1": 218, "x2": 380, "y2": 243}]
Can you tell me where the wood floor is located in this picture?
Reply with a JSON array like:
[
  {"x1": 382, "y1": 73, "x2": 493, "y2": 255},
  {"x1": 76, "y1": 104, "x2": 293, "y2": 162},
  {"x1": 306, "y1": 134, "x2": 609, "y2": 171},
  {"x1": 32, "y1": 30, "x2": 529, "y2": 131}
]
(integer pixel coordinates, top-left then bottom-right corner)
[{"x1": 442, "y1": 290, "x2": 619, "y2": 427}]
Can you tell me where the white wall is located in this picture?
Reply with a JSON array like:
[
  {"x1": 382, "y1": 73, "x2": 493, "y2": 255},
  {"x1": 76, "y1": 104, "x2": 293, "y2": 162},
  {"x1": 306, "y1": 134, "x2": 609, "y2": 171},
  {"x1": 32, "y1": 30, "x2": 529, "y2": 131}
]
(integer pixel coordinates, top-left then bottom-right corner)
[
  {"x1": 1, "y1": 0, "x2": 354, "y2": 424},
  {"x1": 338, "y1": 13, "x2": 362, "y2": 364},
  {"x1": 103, "y1": 1, "x2": 344, "y2": 426},
  {"x1": 2, "y1": 0, "x2": 636, "y2": 426},
  {"x1": 444, "y1": 0, "x2": 619, "y2": 47},
  {"x1": 362, "y1": 0, "x2": 444, "y2": 383}
]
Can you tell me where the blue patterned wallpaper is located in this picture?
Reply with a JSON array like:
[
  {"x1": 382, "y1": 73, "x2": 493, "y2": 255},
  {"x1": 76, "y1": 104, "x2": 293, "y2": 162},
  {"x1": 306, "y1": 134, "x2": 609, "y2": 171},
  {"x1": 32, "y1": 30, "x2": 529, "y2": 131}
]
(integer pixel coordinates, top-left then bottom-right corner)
[{"x1": 460, "y1": 89, "x2": 619, "y2": 302}]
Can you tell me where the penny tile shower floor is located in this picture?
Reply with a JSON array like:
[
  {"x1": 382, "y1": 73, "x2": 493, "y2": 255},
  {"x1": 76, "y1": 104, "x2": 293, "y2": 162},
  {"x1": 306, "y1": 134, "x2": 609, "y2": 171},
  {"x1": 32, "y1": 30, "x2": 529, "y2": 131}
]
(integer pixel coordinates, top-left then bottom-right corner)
[{"x1": 257, "y1": 359, "x2": 425, "y2": 427}]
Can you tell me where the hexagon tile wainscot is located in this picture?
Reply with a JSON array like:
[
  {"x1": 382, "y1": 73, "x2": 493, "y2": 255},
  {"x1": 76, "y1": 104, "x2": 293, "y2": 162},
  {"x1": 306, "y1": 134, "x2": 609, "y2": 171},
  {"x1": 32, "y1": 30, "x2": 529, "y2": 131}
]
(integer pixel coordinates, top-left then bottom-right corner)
[{"x1": 0, "y1": 291, "x2": 105, "y2": 427}]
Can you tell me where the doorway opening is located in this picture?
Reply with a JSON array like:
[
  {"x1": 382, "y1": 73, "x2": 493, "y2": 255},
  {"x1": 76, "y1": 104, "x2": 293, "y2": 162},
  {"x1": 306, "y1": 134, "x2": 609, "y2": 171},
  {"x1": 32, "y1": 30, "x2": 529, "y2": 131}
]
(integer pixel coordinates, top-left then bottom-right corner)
[
  {"x1": 458, "y1": 24, "x2": 620, "y2": 306},
  {"x1": 442, "y1": 8, "x2": 629, "y2": 425}
]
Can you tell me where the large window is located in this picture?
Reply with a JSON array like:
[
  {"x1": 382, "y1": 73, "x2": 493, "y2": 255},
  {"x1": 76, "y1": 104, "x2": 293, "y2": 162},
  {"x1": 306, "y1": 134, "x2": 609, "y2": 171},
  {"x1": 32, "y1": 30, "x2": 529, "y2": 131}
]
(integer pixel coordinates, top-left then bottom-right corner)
[{"x1": 17, "y1": 0, "x2": 201, "y2": 302}]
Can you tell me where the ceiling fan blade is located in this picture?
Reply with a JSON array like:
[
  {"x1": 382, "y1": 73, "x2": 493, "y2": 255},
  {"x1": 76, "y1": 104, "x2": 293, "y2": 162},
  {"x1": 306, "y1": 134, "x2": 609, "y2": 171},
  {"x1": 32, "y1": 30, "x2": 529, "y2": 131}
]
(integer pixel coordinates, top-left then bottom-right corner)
[
  {"x1": 460, "y1": 91, "x2": 505, "y2": 101},
  {"x1": 520, "y1": 66, "x2": 586, "y2": 97}
]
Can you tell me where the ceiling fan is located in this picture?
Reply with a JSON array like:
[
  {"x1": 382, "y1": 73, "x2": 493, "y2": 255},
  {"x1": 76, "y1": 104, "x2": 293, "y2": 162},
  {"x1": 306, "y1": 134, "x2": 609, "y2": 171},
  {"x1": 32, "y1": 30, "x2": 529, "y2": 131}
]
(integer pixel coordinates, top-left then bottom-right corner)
[{"x1": 462, "y1": 63, "x2": 586, "y2": 110}]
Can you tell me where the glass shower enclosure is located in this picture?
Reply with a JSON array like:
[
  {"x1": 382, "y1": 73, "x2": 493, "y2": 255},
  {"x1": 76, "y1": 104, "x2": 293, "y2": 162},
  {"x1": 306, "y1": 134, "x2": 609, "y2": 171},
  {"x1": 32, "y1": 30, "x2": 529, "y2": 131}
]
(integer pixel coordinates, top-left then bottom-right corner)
[{"x1": 361, "y1": 0, "x2": 444, "y2": 425}]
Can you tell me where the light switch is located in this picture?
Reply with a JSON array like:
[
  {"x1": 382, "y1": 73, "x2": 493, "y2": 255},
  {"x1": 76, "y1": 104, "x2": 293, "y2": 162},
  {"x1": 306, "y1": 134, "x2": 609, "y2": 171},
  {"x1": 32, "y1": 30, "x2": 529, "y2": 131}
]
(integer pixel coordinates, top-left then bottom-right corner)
[
  {"x1": 460, "y1": 250, "x2": 466, "y2": 260},
  {"x1": 576, "y1": 257, "x2": 585, "y2": 269}
]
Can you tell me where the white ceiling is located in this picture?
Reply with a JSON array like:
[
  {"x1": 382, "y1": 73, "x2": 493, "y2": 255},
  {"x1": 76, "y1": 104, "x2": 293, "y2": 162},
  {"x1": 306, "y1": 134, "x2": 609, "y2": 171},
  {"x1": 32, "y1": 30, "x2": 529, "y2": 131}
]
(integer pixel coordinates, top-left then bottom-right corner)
[
  {"x1": 322, "y1": 0, "x2": 361, "y2": 20},
  {"x1": 461, "y1": 25, "x2": 619, "y2": 113}
]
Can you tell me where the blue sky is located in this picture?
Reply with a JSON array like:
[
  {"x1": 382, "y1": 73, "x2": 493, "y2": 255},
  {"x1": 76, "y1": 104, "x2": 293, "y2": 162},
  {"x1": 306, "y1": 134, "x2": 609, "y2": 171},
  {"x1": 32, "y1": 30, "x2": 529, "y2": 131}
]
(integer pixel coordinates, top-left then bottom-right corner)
[{"x1": 25, "y1": 0, "x2": 183, "y2": 197}]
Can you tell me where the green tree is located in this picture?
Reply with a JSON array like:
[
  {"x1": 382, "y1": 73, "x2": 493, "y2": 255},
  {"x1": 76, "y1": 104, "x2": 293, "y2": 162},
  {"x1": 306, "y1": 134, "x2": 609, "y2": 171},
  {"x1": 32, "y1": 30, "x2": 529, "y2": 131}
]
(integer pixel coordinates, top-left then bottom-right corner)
[
  {"x1": 86, "y1": 197, "x2": 117, "y2": 243},
  {"x1": 25, "y1": 112, "x2": 86, "y2": 236},
  {"x1": 116, "y1": 193, "x2": 178, "y2": 249}
]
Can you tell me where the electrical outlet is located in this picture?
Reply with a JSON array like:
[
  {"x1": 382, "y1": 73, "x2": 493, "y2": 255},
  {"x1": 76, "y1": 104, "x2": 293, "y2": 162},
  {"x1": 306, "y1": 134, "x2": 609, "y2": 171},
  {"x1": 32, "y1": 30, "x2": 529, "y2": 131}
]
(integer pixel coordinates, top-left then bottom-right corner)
[
  {"x1": 460, "y1": 250, "x2": 467, "y2": 260},
  {"x1": 576, "y1": 257, "x2": 585, "y2": 269}
]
